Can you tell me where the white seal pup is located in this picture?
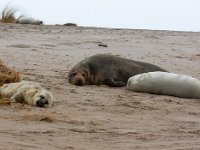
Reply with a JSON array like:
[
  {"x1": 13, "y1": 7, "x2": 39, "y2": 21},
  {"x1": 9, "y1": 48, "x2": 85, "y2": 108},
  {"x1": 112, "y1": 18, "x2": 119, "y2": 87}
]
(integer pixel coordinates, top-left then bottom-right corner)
[
  {"x1": 127, "y1": 71, "x2": 200, "y2": 98},
  {"x1": 16, "y1": 16, "x2": 43, "y2": 25},
  {"x1": 0, "y1": 81, "x2": 53, "y2": 107}
]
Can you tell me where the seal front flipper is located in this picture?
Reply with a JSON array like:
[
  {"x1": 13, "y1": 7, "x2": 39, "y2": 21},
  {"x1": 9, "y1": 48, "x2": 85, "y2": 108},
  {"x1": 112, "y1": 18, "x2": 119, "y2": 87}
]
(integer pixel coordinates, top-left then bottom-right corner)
[
  {"x1": 106, "y1": 78, "x2": 126, "y2": 87},
  {"x1": 10, "y1": 92, "x2": 24, "y2": 103}
]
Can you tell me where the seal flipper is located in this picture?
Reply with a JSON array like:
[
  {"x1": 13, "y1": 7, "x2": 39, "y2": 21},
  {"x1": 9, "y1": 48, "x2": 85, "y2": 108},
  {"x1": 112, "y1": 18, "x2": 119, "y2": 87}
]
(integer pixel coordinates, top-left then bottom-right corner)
[
  {"x1": 106, "y1": 78, "x2": 126, "y2": 87},
  {"x1": 10, "y1": 92, "x2": 24, "y2": 103}
]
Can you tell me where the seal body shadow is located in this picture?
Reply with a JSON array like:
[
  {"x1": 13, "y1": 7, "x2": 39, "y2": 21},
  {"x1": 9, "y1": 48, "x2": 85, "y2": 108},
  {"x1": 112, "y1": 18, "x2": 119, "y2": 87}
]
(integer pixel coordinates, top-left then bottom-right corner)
[{"x1": 68, "y1": 54, "x2": 167, "y2": 87}]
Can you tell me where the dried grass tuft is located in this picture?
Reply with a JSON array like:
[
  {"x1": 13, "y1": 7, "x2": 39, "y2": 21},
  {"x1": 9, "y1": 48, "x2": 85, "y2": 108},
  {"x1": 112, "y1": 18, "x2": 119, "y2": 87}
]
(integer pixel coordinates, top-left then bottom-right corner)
[
  {"x1": 0, "y1": 60, "x2": 20, "y2": 86},
  {"x1": 0, "y1": 6, "x2": 17, "y2": 23},
  {"x1": 0, "y1": 94, "x2": 11, "y2": 105}
]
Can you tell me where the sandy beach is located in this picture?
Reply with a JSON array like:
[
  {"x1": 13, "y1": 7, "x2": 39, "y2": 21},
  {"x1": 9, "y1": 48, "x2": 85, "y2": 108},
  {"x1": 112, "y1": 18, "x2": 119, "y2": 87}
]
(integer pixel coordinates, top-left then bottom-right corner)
[{"x1": 0, "y1": 23, "x2": 200, "y2": 150}]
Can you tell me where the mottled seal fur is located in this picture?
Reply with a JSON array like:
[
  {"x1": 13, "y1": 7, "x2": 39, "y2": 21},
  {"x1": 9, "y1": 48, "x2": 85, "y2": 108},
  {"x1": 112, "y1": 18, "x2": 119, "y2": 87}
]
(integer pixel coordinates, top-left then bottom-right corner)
[
  {"x1": 127, "y1": 71, "x2": 200, "y2": 98},
  {"x1": 68, "y1": 54, "x2": 167, "y2": 87}
]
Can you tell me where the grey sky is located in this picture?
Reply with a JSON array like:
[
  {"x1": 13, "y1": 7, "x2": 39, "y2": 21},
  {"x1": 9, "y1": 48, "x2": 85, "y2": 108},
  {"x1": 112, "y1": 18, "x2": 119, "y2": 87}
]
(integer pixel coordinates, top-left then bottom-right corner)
[{"x1": 1, "y1": 0, "x2": 200, "y2": 31}]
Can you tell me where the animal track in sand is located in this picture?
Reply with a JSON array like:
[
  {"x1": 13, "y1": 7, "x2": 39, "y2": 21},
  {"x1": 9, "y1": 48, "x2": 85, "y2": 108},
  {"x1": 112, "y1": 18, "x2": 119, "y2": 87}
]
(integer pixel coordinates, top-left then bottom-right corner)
[{"x1": 7, "y1": 44, "x2": 31, "y2": 48}]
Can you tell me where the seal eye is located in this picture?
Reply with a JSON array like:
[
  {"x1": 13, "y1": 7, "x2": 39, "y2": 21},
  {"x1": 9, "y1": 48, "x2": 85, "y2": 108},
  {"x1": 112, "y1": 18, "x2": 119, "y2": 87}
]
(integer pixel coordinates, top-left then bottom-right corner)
[
  {"x1": 71, "y1": 73, "x2": 77, "y2": 77},
  {"x1": 40, "y1": 95, "x2": 45, "y2": 99},
  {"x1": 82, "y1": 73, "x2": 86, "y2": 77}
]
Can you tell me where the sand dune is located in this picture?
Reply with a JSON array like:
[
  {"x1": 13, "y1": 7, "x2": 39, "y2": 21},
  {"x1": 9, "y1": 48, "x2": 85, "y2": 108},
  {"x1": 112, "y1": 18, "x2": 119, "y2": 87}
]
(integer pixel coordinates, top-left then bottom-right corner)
[{"x1": 0, "y1": 23, "x2": 200, "y2": 149}]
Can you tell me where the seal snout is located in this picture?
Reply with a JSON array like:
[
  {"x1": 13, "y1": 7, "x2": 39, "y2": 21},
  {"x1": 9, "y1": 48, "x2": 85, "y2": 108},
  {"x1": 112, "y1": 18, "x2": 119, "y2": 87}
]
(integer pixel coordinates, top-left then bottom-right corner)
[
  {"x1": 76, "y1": 79, "x2": 83, "y2": 86},
  {"x1": 36, "y1": 96, "x2": 49, "y2": 107}
]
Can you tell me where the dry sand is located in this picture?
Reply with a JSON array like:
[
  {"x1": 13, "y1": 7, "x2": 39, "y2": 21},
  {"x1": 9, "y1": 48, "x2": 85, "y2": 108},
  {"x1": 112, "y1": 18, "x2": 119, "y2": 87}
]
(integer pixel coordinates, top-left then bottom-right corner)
[{"x1": 0, "y1": 24, "x2": 200, "y2": 150}]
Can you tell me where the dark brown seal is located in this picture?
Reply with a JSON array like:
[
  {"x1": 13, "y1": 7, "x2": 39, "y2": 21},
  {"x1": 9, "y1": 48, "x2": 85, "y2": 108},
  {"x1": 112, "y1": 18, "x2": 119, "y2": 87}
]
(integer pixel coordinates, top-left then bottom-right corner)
[{"x1": 68, "y1": 54, "x2": 167, "y2": 87}]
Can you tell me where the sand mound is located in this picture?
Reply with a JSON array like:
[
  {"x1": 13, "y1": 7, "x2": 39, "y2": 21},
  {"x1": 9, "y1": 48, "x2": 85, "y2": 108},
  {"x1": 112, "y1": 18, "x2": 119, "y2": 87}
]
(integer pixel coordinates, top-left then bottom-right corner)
[{"x1": 0, "y1": 60, "x2": 20, "y2": 86}]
